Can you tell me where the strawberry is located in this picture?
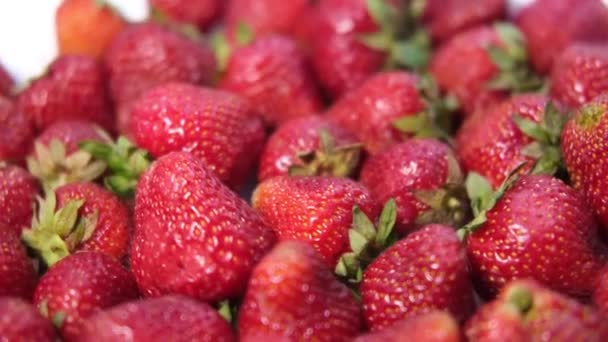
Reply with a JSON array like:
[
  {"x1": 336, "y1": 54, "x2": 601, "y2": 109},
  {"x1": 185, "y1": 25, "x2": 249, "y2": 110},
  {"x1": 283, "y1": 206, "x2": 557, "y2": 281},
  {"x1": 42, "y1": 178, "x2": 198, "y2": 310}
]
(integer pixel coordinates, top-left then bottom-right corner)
[
  {"x1": 131, "y1": 152, "x2": 276, "y2": 301},
  {"x1": 33, "y1": 251, "x2": 139, "y2": 340},
  {"x1": 258, "y1": 116, "x2": 360, "y2": 182},
  {"x1": 0, "y1": 228, "x2": 37, "y2": 299},
  {"x1": 23, "y1": 182, "x2": 131, "y2": 266},
  {"x1": 515, "y1": 0, "x2": 608, "y2": 74},
  {"x1": 562, "y1": 95, "x2": 608, "y2": 229},
  {"x1": 56, "y1": 0, "x2": 127, "y2": 59},
  {"x1": 16, "y1": 55, "x2": 113, "y2": 131},
  {"x1": 0, "y1": 63, "x2": 14, "y2": 96},
  {"x1": 354, "y1": 311, "x2": 461, "y2": 342},
  {"x1": 237, "y1": 240, "x2": 361, "y2": 341},
  {"x1": 219, "y1": 35, "x2": 323, "y2": 127},
  {"x1": 361, "y1": 224, "x2": 476, "y2": 331},
  {"x1": 0, "y1": 163, "x2": 39, "y2": 233},
  {"x1": 0, "y1": 95, "x2": 35, "y2": 163},
  {"x1": 130, "y1": 83, "x2": 265, "y2": 188},
  {"x1": 150, "y1": 0, "x2": 223, "y2": 30},
  {"x1": 466, "y1": 280, "x2": 608, "y2": 341},
  {"x1": 594, "y1": 267, "x2": 608, "y2": 313},
  {"x1": 551, "y1": 43, "x2": 608, "y2": 110},
  {"x1": 460, "y1": 173, "x2": 607, "y2": 298},
  {"x1": 360, "y1": 138, "x2": 469, "y2": 235},
  {"x1": 0, "y1": 298, "x2": 57, "y2": 342},
  {"x1": 252, "y1": 175, "x2": 379, "y2": 265}
]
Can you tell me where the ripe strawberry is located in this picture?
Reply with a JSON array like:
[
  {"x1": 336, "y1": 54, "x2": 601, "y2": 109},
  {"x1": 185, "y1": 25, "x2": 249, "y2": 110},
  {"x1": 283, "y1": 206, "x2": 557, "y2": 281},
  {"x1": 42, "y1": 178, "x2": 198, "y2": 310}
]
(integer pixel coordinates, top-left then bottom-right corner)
[
  {"x1": 0, "y1": 163, "x2": 39, "y2": 233},
  {"x1": 33, "y1": 251, "x2": 139, "y2": 340},
  {"x1": 0, "y1": 228, "x2": 37, "y2": 299},
  {"x1": 361, "y1": 224, "x2": 476, "y2": 331},
  {"x1": 252, "y1": 175, "x2": 379, "y2": 265},
  {"x1": 219, "y1": 35, "x2": 323, "y2": 127},
  {"x1": 562, "y1": 95, "x2": 608, "y2": 229},
  {"x1": 594, "y1": 267, "x2": 608, "y2": 313},
  {"x1": 258, "y1": 116, "x2": 360, "y2": 182},
  {"x1": 354, "y1": 311, "x2": 461, "y2": 342},
  {"x1": 360, "y1": 139, "x2": 469, "y2": 235},
  {"x1": 130, "y1": 83, "x2": 265, "y2": 188},
  {"x1": 0, "y1": 63, "x2": 14, "y2": 96},
  {"x1": 79, "y1": 296, "x2": 234, "y2": 341},
  {"x1": 0, "y1": 96, "x2": 34, "y2": 163},
  {"x1": 237, "y1": 240, "x2": 361, "y2": 341},
  {"x1": 515, "y1": 0, "x2": 608, "y2": 74},
  {"x1": 461, "y1": 174, "x2": 607, "y2": 298},
  {"x1": 150, "y1": 0, "x2": 223, "y2": 30},
  {"x1": 224, "y1": 0, "x2": 311, "y2": 38},
  {"x1": 131, "y1": 152, "x2": 276, "y2": 301},
  {"x1": 0, "y1": 298, "x2": 56, "y2": 342},
  {"x1": 56, "y1": 0, "x2": 127, "y2": 59},
  {"x1": 16, "y1": 55, "x2": 113, "y2": 131},
  {"x1": 23, "y1": 182, "x2": 130, "y2": 266},
  {"x1": 466, "y1": 280, "x2": 608, "y2": 341}
]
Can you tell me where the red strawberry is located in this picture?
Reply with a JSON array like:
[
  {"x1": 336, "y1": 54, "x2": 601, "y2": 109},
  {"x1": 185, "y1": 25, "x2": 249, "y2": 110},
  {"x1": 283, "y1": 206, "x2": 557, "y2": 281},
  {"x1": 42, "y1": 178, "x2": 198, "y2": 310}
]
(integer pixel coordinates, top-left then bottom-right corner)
[
  {"x1": 360, "y1": 138, "x2": 469, "y2": 235},
  {"x1": 0, "y1": 298, "x2": 57, "y2": 342},
  {"x1": 460, "y1": 174, "x2": 607, "y2": 298},
  {"x1": 33, "y1": 251, "x2": 139, "y2": 340},
  {"x1": 594, "y1": 267, "x2": 608, "y2": 313},
  {"x1": 562, "y1": 95, "x2": 608, "y2": 229},
  {"x1": 466, "y1": 280, "x2": 608, "y2": 341},
  {"x1": 0, "y1": 228, "x2": 37, "y2": 299},
  {"x1": 237, "y1": 240, "x2": 361, "y2": 341},
  {"x1": 131, "y1": 152, "x2": 276, "y2": 301},
  {"x1": 258, "y1": 116, "x2": 360, "y2": 182},
  {"x1": 0, "y1": 163, "x2": 39, "y2": 233},
  {"x1": 130, "y1": 83, "x2": 265, "y2": 188},
  {"x1": 252, "y1": 175, "x2": 379, "y2": 265},
  {"x1": 361, "y1": 224, "x2": 476, "y2": 331},
  {"x1": 219, "y1": 35, "x2": 323, "y2": 127},
  {"x1": 515, "y1": 0, "x2": 608, "y2": 74},
  {"x1": 150, "y1": 0, "x2": 223, "y2": 30},
  {"x1": 0, "y1": 95, "x2": 34, "y2": 163},
  {"x1": 354, "y1": 311, "x2": 461, "y2": 342},
  {"x1": 79, "y1": 296, "x2": 235, "y2": 341},
  {"x1": 56, "y1": 0, "x2": 127, "y2": 59},
  {"x1": 0, "y1": 63, "x2": 14, "y2": 96},
  {"x1": 224, "y1": 0, "x2": 311, "y2": 39}
]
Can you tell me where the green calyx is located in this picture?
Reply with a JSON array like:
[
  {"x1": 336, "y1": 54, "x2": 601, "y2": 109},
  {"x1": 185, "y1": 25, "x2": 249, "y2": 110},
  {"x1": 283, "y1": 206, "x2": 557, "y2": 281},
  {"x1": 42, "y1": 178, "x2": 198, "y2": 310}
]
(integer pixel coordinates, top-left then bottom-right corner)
[
  {"x1": 22, "y1": 192, "x2": 98, "y2": 267},
  {"x1": 288, "y1": 130, "x2": 362, "y2": 178},
  {"x1": 149, "y1": 6, "x2": 203, "y2": 41},
  {"x1": 211, "y1": 22, "x2": 255, "y2": 72},
  {"x1": 79, "y1": 131, "x2": 151, "y2": 198},
  {"x1": 505, "y1": 285, "x2": 534, "y2": 317},
  {"x1": 335, "y1": 198, "x2": 397, "y2": 283},
  {"x1": 576, "y1": 103, "x2": 607, "y2": 129},
  {"x1": 39, "y1": 301, "x2": 67, "y2": 328},
  {"x1": 486, "y1": 23, "x2": 544, "y2": 92},
  {"x1": 26, "y1": 139, "x2": 108, "y2": 193}
]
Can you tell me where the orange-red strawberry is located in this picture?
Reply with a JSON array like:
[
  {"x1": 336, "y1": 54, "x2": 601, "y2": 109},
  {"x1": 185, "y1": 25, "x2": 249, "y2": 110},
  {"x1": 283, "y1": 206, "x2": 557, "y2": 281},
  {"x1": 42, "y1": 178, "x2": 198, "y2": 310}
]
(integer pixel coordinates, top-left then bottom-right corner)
[
  {"x1": 0, "y1": 64, "x2": 14, "y2": 96},
  {"x1": 0, "y1": 96, "x2": 34, "y2": 163},
  {"x1": 594, "y1": 267, "x2": 608, "y2": 313},
  {"x1": 131, "y1": 152, "x2": 276, "y2": 302},
  {"x1": 0, "y1": 298, "x2": 57, "y2": 342},
  {"x1": 237, "y1": 240, "x2": 361, "y2": 341},
  {"x1": 0, "y1": 163, "x2": 39, "y2": 233},
  {"x1": 56, "y1": 0, "x2": 127, "y2": 59},
  {"x1": 150, "y1": 0, "x2": 223, "y2": 30},
  {"x1": 354, "y1": 311, "x2": 461, "y2": 342},
  {"x1": 0, "y1": 228, "x2": 37, "y2": 299},
  {"x1": 33, "y1": 251, "x2": 139, "y2": 340},
  {"x1": 361, "y1": 224, "x2": 476, "y2": 331}
]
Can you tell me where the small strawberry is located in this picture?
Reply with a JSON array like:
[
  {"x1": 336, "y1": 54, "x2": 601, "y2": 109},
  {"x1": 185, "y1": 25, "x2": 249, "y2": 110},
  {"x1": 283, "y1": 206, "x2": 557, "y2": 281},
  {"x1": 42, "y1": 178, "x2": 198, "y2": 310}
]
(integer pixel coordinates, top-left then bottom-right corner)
[
  {"x1": 594, "y1": 267, "x2": 608, "y2": 313},
  {"x1": 237, "y1": 240, "x2": 361, "y2": 341},
  {"x1": 258, "y1": 116, "x2": 360, "y2": 182},
  {"x1": 0, "y1": 228, "x2": 37, "y2": 299},
  {"x1": 56, "y1": 0, "x2": 127, "y2": 59},
  {"x1": 0, "y1": 163, "x2": 39, "y2": 233},
  {"x1": 466, "y1": 280, "x2": 608, "y2": 341},
  {"x1": 33, "y1": 251, "x2": 139, "y2": 340},
  {"x1": 361, "y1": 224, "x2": 476, "y2": 331},
  {"x1": 0, "y1": 95, "x2": 35, "y2": 163},
  {"x1": 150, "y1": 0, "x2": 223, "y2": 30},
  {"x1": 515, "y1": 0, "x2": 608, "y2": 74},
  {"x1": 354, "y1": 311, "x2": 461, "y2": 342},
  {"x1": 0, "y1": 298, "x2": 57, "y2": 342},
  {"x1": 16, "y1": 55, "x2": 113, "y2": 131},
  {"x1": 0, "y1": 63, "x2": 14, "y2": 96},
  {"x1": 131, "y1": 152, "x2": 276, "y2": 302}
]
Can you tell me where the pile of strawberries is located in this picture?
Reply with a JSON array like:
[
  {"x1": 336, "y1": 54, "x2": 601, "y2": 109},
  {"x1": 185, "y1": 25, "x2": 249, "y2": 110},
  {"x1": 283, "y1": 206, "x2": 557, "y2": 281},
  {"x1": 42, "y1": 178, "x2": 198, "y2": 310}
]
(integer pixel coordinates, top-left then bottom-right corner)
[{"x1": 2, "y1": 0, "x2": 608, "y2": 340}]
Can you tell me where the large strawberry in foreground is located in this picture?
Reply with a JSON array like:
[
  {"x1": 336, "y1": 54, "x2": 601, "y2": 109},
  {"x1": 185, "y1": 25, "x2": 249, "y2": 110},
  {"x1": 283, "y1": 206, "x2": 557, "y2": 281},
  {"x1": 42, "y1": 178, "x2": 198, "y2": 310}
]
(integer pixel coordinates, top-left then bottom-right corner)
[{"x1": 0, "y1": 298, "x2": 56, "y2": 342}]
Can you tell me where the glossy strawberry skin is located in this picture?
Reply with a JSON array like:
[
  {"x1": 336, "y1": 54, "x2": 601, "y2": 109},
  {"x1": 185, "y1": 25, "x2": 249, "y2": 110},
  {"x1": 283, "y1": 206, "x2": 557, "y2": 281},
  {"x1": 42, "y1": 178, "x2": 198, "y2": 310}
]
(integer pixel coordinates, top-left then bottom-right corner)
[
  {"x1": 78, "y1": 296, "x2": 235, "y2": 342},
  {"x1": 131, "y1": 152, "x2": 276, "y2": 302},
  {"x1": 0, "y1": 298, "x2": 56, "y2": 342},
  {"x1": 33, "y1": 251, "x2": 139, "y2": 340},
  {"x1": 237, "y1": 240, "x2": 361, "y2": 341},
  {"x1": 455, "y1": 94, "x2": 548, "y2": 188},
  {"x1": 150, "y1": 0, "x2": 223, "y2": 29},
  {"x1": 0, "y1": 96, "x2": 34, "y2": 163},
  {"x1": 17, "y1": 55, "x2": 113, "y2": 131},
  {"x1": 361, "y1": 224, "x2": 476, "y2": 331},
  {"x1": 354, "y1": 311, "x2": 461, "y2": 342},
  {"x1": 0, "y1": 164, "x2": 39, "y2": 233},
  {"x1": 252, "y1": 176, "x2": 379, "y2": 266},
  {"x1": 258, "y1": 116, "x2": 357, "y2": 181},
  {"x1": 220, "y1": 35, "x2": 323, "y2": 127},
  {"x1": 466, "y1": 175, "x2": 607, "y2": 298},
  {"x1": 224, "y1": 0, "x2": 311, "y2": 38},
  {"x1": 131, "y1": 83, "x2": 265, "y2": 188},
  {"x1": 0, "y1": 228, "x2": 37, "y2": 299},
  {"x1": 327, "y1": 72, "x2": 426, "y2": 154},
  {"x1": 0, "y1": 64, "x2": 13, "y2": 96},
  {"x1": 551, "y1": 43, "x2": 608, "y2": 110},
  {"x1": 594, "y1": 267, "x2": 608, "y2": 313},
  {"x1": 35, "y1": 120, "x2": 104, "y2": 155}
]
